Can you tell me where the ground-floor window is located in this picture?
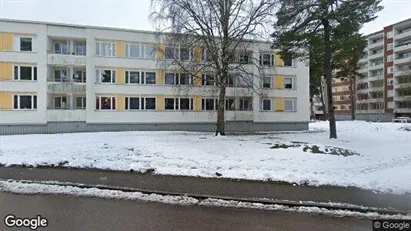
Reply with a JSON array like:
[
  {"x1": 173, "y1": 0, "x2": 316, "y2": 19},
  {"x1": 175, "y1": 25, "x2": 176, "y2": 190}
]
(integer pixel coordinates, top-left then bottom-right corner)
[
  {"x1": 284, "y1": 98, "x2": 297, "y2": 112},
  {"x1": 76, "y1": 96, "x2": 86, "y2": 109},
  {"x1": 13, "y1": 94, "x2": 37, "y2": 110},
  {"x1": 55, "y1": 96, "x2": 68, "y2": 109},
  {"x1": 261, "y1": 98, "x2": 272, "y2": 111},
  {"x1": 202, "y1": 98, "x2": 218, "y2": 111},
  {"x1": 165, "y1": 97, "x2": 193, "y2": 110},
  {"x1": 96, "y1": 96, "x2": 116, "y2": 110},
  {"x1": 239, "y1": 98, "x2": 252, "y2": 111}
]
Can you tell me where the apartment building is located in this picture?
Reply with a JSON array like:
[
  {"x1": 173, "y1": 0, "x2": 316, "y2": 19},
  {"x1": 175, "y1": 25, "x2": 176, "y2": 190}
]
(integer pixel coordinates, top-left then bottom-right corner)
[
  {"x1": 356, "y1": 18, "x2": 411, "y2": 121},
  {"x1": 0, "y1": 19, "x2": 309, "y2": 135},
  {"x1": 331, "y1": 78, "x2": 352, "y2": 116}
]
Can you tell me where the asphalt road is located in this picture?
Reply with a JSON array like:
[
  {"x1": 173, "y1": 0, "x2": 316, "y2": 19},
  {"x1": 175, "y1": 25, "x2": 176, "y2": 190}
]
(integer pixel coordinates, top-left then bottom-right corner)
[
  {"x1": 1, "y1": 166, "x2": 410, "y2": 212},
  {"x1": 0, "y1": 193, "x2": 371, "y2": 231}
]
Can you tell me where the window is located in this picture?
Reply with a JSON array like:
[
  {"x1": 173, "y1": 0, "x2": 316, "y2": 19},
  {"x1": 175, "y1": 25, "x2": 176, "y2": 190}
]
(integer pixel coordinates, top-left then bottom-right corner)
[
  {"x1": 143, "y1": 97, "x2": 156, "y2": 110},
  {"x1": 259, "y1": 53, "x2": 273, "y2": 66},
  {"x1": 284, "y1": 57, "x2": 294, "y2": 67},
  {"x1": 387, "y1": 31, "x2": 393, "y2": 39},
  {"x1": 202, "y1": 74, "x2": 215, "y2": 86},
  {"x1": 126, "y1": 44, "x2": 141, "y2": 58},
  {"x1": 387, "y1": 79, "x2": 393, "y2": 85},
  {"x1": 143, "y1": 71, "x2": 156, "y2": 84},
  {"x1": 126, "y1": 71, "x2": 140, "y2": 84},
  {"x1": 179, "y1": 73, "x2": 192, "y2": 85},
  {"x1": 387, "y1": 101, "x2": 394, "y2": 109},
  {"x1": 54, "y1": 69, "x2": 68, "y2": 82},
  {"x1": 73, "y1": 70, "x2": 86, "y2": 83},
  {"x1": 227, "y1": 74, "x2": 235, "y2": 87},
  {"x1": 76, "y1": 43, "x2": 86, "y2": 55},
  {"x1": 387, "y1": 90, "x2": 393, "y2": 97},
  {"x1": 165, "y1": 98, "x2": 193, "y2": 110},
  {"x1": 55, "y1": 96, "x2": 68, "y2": 109},
  {"x1": 239, "y1": 52, "x2": 250, "y2": 64},
  {"x1": 165, "y1": 47, "x2": 179, "y2": 60},
  {"x1": 284, "y1": 76, "x2": 296, "y2": 89},
  {"x1": 202, "y1": 98, "x2": 217, "y2": 110},
  {"x1": 387, "y1": 43, "x2": 393, "y2": 51},
  {"x1": 76, "y1": 97, "x2": 86, "y2": 109},
  {"x1": 165, "y1": 73, "x2": 176, "y2": 85},
  {"x1": 13, "y1": 95, "x2": 37, "y2": 110},
  {"x1": 387, "y1": 67, "x2": 394, "y2": 74},
  {"x1": 340, "y1": 105, "x2": 346, "y2": 110},
  {"x1": 263, "y1": 76, "x2": 272, "y2": 88},
  {"x1": 20, "y1": 37, "x2": 32, "y2": 52},
  {"x1": 96, "y1": 69, "x2": 116, "y2": 83},
  {"x1": 225, "y1": 98, "x2": 235, "y2": 111},
  {"x1": 55, "y1": 42, "x2": 69, "y2": 54},
  {"x1": 239, "y1": 98, "x2": 252, "y2": 111},
  {"x1": 96, "y1": 41, "x2": 116, "y2": 57},
  {"x1": 14, "y1": 66, "x2": 37, "y2": 81},
  {"x1": 96, "y1": 96, "x2": 116, "y2": 110},
  {"x1": 261, "y1": 99, "x2": 272, "y2": 111},
  {"x1": 143, "y1": 44, "x2": 156, "y2": 59},
  {"x1": 125, "y1": 97, "x2": 140, "y2": 110},
  {"x1": 387, "y1": 55, "x2": 393, "y2": 62},
  {"x1": 180, "y1": 47, "x2": 191, "y2": 61}
]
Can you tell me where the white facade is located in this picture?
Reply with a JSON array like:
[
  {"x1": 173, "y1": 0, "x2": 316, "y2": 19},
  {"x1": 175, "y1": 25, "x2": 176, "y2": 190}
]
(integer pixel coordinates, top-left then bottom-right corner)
[{"x1": 0, "y1": 19, "x2": 309, "y2": 132}]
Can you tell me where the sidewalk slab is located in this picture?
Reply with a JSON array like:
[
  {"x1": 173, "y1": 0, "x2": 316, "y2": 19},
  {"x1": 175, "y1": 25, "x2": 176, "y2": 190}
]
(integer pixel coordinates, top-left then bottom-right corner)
[{"x1": 0, "y1": 166, "x2": 410, "y2": 212}]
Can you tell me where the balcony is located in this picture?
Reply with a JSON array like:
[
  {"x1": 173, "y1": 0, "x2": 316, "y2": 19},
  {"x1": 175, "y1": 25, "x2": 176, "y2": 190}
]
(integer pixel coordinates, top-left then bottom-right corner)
[
  {"x1": 356, "y1": 88, "x2": 369, "y2": 93},
  {"x1": 368, "y1": 63, "x2": 384, "y2": 71},
  {"x1": 394, "y1": 56, "x2": 411, "y2": 65},
  {"x1": 394, "y1": 108, "x2": 411, "y2": 113},
  {"x1": 356, "y1": 109, "x2": 369, "y2": 114},
  {"x1": 358, "y1": 66, "x2": 368, "y2": 74},
  {"x1": 368, "y1": 40, "x2": 384, "y2": 49},
  {"x1": 395, "y1": 82, "x2": 411, "y2": 89},
  {"x1": 47, "y1": 109, "x2": 86, "y2": 122},
  {"x1": 357, "y1": 77, "x2": 368, "y2": 83},
  {"x1": 358, "y1": 56, "x2": 368, "y2": 64},
  {"x1": 48, "y1": 53, "x2": 86, "y2": 66},
  {"x1": 367, "y1": 109, "x2": 385, "y2": 114},
  {"x1": 368, "y1": 74, "x2": 384, "y2": 81},
  {"x1": 368, "y1": 98, "x2": 384, "y2": 103},
  {"x1": 368, "y1": 86, "x2": 384, "y2": 92},
  {"x1": 394, "y1": 95, "x2": 411, "y2": 101},
  {"x1": 368, "y1": 52, "x2": 384, "y2": 60},
  {"x1": 394, "y1": 69, "x2": 411, "y2": 77},
  {"x1": 395, "y1": 29, "x2": 411, "y2": 40},
  {"x1": 47, "y1": 82, "x2": 86, "y2": 94},
  {"x1": 394, "y1": 43, "x2": 411, "y2": 53}
]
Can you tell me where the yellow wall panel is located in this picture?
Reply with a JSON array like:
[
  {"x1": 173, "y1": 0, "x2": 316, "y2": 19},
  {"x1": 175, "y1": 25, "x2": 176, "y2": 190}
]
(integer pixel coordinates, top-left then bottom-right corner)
[
  {"x1": 0, "y1": 92, "x2": 13, "y2": 110},
  {"x1": 116, "y1": 68, "x2": 125, "y2": 84},
  {"x1": 193, "y1": 72, "x2": 202, "y2": 87},
  {"x1": 275, "y1": 75, "x2": 284, "y2": 89},
  {"x1": 156, "y1": 70, "x2": 164, "y2": 85},
  {"x1": 194, "y1": 96, "x2": 202, "y2": 111},
  {"x1": 156, "y1": 95, "x2": 165, "y2": 111},
  {"x1": 194, "y1": 47, "x2": 202, "y2": 62},
  {"x1": 274, "y1": 54, "x2": 284, "y2": 67},
  {"x1": 275, "y1": 97, "x2": 285, "y2": 111},
  {"x1": 116, "y1": 94, "x2": 125, "y2": 111},
  {"x1": 157, "y1": 44, "x2": 165, "y2": 60},
  {"x1": 116, "y1": 41, "x2": 125, "y2": 58},
  {"x1": 0, "y1": 33, "x2": 13, "y2": 51},
  {"x1": 0, "y1": 62, "x2": 13, "y2": 80}
]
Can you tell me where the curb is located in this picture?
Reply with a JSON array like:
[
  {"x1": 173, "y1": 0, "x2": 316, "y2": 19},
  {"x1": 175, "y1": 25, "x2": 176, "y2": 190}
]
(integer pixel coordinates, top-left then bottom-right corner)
[{"x1": 1, "y1": 179, "x2": 407, "y2": 216}]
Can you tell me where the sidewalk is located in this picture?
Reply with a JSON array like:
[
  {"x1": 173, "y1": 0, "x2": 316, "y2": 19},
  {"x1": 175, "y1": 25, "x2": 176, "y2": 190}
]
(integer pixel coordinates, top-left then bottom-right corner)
[{"x1": 0, "y1": 166, "x2": 410, "y2": 212}]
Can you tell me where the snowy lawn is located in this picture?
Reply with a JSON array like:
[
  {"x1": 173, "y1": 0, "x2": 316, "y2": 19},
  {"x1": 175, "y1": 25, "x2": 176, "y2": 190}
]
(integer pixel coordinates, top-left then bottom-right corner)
[{"x1": 0, "y1": 121, "x2": 410, "y2": 194}]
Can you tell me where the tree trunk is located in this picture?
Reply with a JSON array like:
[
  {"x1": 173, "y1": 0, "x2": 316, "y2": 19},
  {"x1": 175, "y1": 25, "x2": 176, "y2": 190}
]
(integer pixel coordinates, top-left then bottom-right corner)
[
  {"x1": 322, "y1": 19, "x2": 337, "y2": 138},
  {"x1": 350, "y1": 76, "x2": 355, "y2": 120},
  {"x1": 319, "y1": 82, "x2": 327, "y2": 120},
  {"x1": 216, "y1": 84, "x2": 226, "y2": 135},
  {"x1": 310, "y1": 96, "x2": 315, "y2": 120}
]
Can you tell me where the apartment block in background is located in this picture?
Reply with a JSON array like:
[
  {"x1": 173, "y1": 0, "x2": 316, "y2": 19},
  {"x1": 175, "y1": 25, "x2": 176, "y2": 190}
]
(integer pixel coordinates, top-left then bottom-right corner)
[{"x1": 0, "y1": 19, "x2": 309, "y2": 135}]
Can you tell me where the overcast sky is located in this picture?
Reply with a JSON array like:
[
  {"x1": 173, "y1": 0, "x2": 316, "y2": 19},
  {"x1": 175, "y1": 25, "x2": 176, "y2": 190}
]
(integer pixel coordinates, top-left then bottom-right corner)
[{"x1": 0, "y1": 0, "x2": 410, "y2": 36}]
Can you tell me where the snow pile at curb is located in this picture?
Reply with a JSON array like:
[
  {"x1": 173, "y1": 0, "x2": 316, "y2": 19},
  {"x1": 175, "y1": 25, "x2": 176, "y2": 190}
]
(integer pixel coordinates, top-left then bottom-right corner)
[{"x1": 1, "y1": 180, "x2": 410, "y2": 220}]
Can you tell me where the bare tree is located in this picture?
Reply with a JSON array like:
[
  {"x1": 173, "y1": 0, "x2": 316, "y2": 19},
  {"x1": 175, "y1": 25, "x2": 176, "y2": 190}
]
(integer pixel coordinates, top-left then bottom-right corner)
[{"x1": 151, "y1": 0, "x2": 277, "y2": 135}]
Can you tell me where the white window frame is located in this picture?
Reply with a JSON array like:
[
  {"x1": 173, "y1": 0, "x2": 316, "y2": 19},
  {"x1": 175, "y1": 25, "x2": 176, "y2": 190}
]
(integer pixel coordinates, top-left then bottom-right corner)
[
  {"x1": 125, "y1": 70, "x2": 141, "y2": 84},
  {"x1": 387, "y1": 55, "x2": 393, "y2": 62},
  {"x1": 125, "y1": 96, "x2": 141, "y2": 110},
  {"x1": 387, "y1": 67, "x2": 394, "y2": 74},
  {"x1": 239, "y1": 98, "x2": 252, "y2": 111},
  {"x1": 75, "y1": 43, "x2": 86, "y2": 56},
  {"x1": 54, "y1": 68, "x2": 69, "y2": 82},
  {"x1": 261, "y1": 98, "x2": 273, "y2": 111},
  {"x1": 262, "y1": 76, "x2": 273, "y2": 88},
  {"x1": 125, "y1": 43, "x2": 141, "y2": 59},
  {"x1": 143, "y1": 44, "x2": 157, "y2": 59},
  {"x1": 165, "y1": 97, "x2": 194, "y2": 110},
  {"x1": 14, "y1": 36, "x2": 34, "y2": 52},
  {"x1": 284, "y1": 98, "x2": 297, "y2": 112},
  {"x1": 202, "y1": 73, "x2": 216, "y2": 86},
  {"x1": 387, "y1": 79, "x2": 393, "y2": 86},
  {"x1": 259, "y1": 53, "x2": 274, "y2": 66},
  {"x1": 284, "y1": 76, "x2": 296, "y2": 89},
  {"x1": 73, "y1": 70, "x2": 86, "y2": 83},
  {"x1": 54, "y1": 41, "x2": 69, "y2": 54},
  {"x1": 142, "y1": 97, "x2": 156, "y2": 110},
  {"x1": 96, "y1": 41, "x2": 116, "y2": 57},
  {"x1": 202, "y1": 98, "x2": 218, "y2": 111},
  {"x1": 14, "y1": 65, "x2": 37, "y2": 81},
  {"x1": 75, "y1": 96, "x2": 86, "y2": 109},
  {"x1": 164, "y1": 46, "x2": 193, "y2": 61},
  {"x1": 387, "y1": 43, "x2": 393, "y2": 51},
  {"x1": 142, "y1": 71, "x2": 156, "y2": 85},
  {"x1": 387, "y1": 31, "x2": 393, "y2": 39},
  {"x1": 13, "y1": 94, "x2": 37, "y2": 110},
  {"x1": 54, "y1": 96, "x2": 69, "y2": 109},
  {"x1": 96, "y1": 96, "x2": 116, "y2": 110},
  {"x1": 96, "y1": 69, "x2": 116, "y2": 84}
]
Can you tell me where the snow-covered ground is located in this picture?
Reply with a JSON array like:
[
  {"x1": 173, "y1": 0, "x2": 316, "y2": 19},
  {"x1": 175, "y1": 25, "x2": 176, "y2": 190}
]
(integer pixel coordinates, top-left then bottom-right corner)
[{"x1": 0, "y1": 121, "x2": 410, "y2": 194}]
